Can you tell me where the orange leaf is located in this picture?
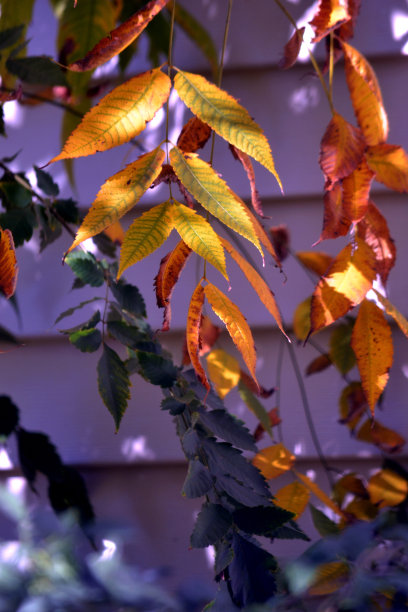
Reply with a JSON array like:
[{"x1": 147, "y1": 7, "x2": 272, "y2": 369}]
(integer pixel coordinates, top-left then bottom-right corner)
[
  {"x1": 253, "y1": 408, "x2": 281, "y2": 443},
  {"x1": 103, "y1": 220, "x2": 125, "y2": 245},
  {"x1": 314, "y1": 183, "x2": 351, "y2": 244},
  {"x1": 181, "y1": 314, "x2": 221, "y2": 366},
  {"x1": 154, "y1": 240, "x2": 192, "y2": 332},
  {"x1": 357, "y1": 418, "x2": 405, "y2": 454},
  {"x1": 204, "y1": 282, "x2": 258, "y2": 386},
  {"x1": 230, "y1": 145, "x2": 264, "y2": 218},
  {"x1": 319, "y1": 112, "x2": 365, "y2": 188},
  {"x1": 279, "y1": 27, "x2": 305, "y2": 70},
  {"x1": 67, "y1": 0, "x2": 169, "y2": 72},
  {"x1": 342, "y1": 41, "x2": 388, "y2": 146},
  {"x1": 253, "y1": 443, "x2": 295, "y2": 480},
  {"x1": 0, "y1": 228, "x2": 18, "y2": 299},
  {"x1": 368, "y1": 469, "x2": 408, "y2": 508},
  {"x1": 338, "y1": 381, "x2": 367, "y2": 430},
  {"x1": 310, "y1": 0, "x2": 350, "y2": 43},
  {"x1": 177, "y1": 116, "x2": 211, "y2": 153},
  {"x1": 186, "y1": 281, "x2": 209, "y2": 390},
  {"x1": 342, "y1": 157, "x2": 375, "y2": 223},
  {"x1": 305, "y1": 353, "x2": 332, "y2": 376},
  {"x1": 351, "y1": 299, "x2": 393, "y2": 414},
  {"x1": 247, "y1": 209, "x2": 281, "y2": 267},
  {"x1": 240, "y1": 371, "x2": 274, "y2": 399},
  {"x1": 366, "y1": 144, "x2": 408, "y2": 193},
  {"x1": 275, "y1": 481, "x2": 310, "y2": 520},
  {"x1": 295, "y1": 471, "x2": 346, "y2": 519},
  {"x1": 311, "y1": 238, "x2": 376, "y2": 333},
  {"x1": 357, "y1": 201, "x2": 396, "y2": 283},
  {"x1": 337, "y1": 0, "x2": 361, "y2": 41},
  {"x1": 296, "y1": 251, "x2": 333, "y2": 277}
]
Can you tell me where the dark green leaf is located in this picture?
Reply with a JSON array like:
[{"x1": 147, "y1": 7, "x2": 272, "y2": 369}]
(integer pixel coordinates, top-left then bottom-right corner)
[
  {"x1": 161, "y1": 397, "x2": 185, "y2": 415},
  {"x1": 270, "y1": 520, "x2": 310, "y2": 542},
  {"x1": 97, "y1": 344, "x2": 131, "y2": 432},
  {"x1": 110, "y1": 281, "x2": 146, "y2": 318},
  {"x1": 6, "y1": 55, "x2": 67, "y2": 86},
  {"x1": 309, "y1": 504, "x2": 340, "y2": 537},
  {"x1": 37, "y1": 205, "x2": 62, "y2": 251},
  {"x1": 54, "y1": 198, "x2": 79, "y2": 224},
  {"x1": 330, "y1": 322, "x2": 356, "y2": 374},
  {"x1": 0, "y1": 395, "x2": 19, "y2": 437},
  {"x1": 183, "y1": 369, "x2": 225, "y2": 410},
  {"x1": 17, "y1": 428, "x2": 64, "y2": 490},
  {"x1": 0, "y1": 208, "x2": 36, "y2": 246},
  {"x1": 190, "y1": 503, "x2": 232, "y2": 548},
  {"x1": 181, "y1": 428, "x2": 201, "y2": 459},
  {"x1": 107, "y1": 320, "x2": 145, "y2": 348},
  {"x1": 182, "y1": 459, "x2": 213, "y2": 498},
  {"x1": 233, "y1": 505, "x2": 293, "y2": 536},
  {"x1": 92, "y1": 231, "x2": 117, "y2": 258},
  {"x1": 48, "y1": 466, "x2": 95, "y2": 527},
  {"x1": 137, "y1": 351, "x2": 178, "y2": 387},
  {"x1": 0, "y1": 25, "x2": 25, "y2": 51},
  {"x1": 65, "y1": 251, "x2": 104, "y2": 287},
  {"x1": 216, "y1": 473, "x2": 271, "y2": 508},
  {"x1": 146, "y1": 10, "x2": 169, "y2": 66},
  {"x1": 55, "y1": 297, "x2": 103, "y2": 325},
  {"x1": 214, "y1": 540, "x2": 234, "y2": 576},
  {"x1": 60, "y1": 310, "x2": 101, "y2": 334},
  {"x1": 69, "y1": 327, "x2": 102, "y2": 353},
  {"x1": 199, "y1": 410, "x2": 256, "y2": 452},
  {"x1": 0, "y1": 179, "x2": 32, "y2": 209},
  {"x1": 0, "y1": 325, "x2": 19, "y2": 345},
  {"x1": 34, "y1": 166, "x2": 59, "y2": 197}
]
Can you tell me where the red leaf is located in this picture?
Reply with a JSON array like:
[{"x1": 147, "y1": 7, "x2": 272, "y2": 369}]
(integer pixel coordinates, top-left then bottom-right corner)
[
  {"x1": 357, "y1": 200, "x2": 396, "y2": 283},
  {"x1": 177, "y1": 116, "x2": 211, "y2": 153},
  {"x1": 342, "y1": 157, "x2": 375, "y2": 223},
  {"x1": 186, "y1": 281, "x2": 209, "y2": 390},
  {"x1": 278, "y1": 27, "x2": 305, "y2": 70},
  {"x1": 314, "y1": 183, "x2": 351, "y2": 244},
  {"x1": 305, "y1": 353, "x2": 332, "y2": 376},
  {"x1": 310, "y1": 0, "x2": 350, "y2": 43}
]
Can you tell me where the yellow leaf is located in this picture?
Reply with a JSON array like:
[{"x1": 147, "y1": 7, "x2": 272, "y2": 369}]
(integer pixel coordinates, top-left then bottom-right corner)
[
  {"x1": 342, "y1": 41, "x2": 388, "y2": 146},
  {"x1": 204, "y1": 282, "x2": 258, "y2": 385},
  {"x1": 67, "y1": 147, "x2": 165, "y2": 252},
  {"x1": 310, "y1": 0, "x2": 350, "y2": 42},
  {"x1": 319, "y1": 112, "x2": 365, "y2": 186},
  {"x1": 103, "y1": 220, "x2": 125, "y2": 245},
  {"x1": 253, "y1": 444, "x2": 295, "y2": 480},
  {"x1": 308, "y1": 561, "x2": 349, "y2": 596},
  {"x1": 373, "y1": 290, "x2": 408, "y2": 339},
  {"x1": 49, "y1": 69, "x2": 171, "y2": 163},
  {"x1": 366, "y1": 144, "x2": 408, "y2": 193},
  {"x1": 174, "y1": 70, "x2": 282, "y2": 190},
  {"x1": 357, "y1": 201, "x2": 396, "y2": 284},
  {"x1": 275, "y1": 481, "x2": 310, "y2": 520},
  {"x1": 296, "y1": 251, "x2": 333, "y2": 277},
  {"x1": 220, "y1": 237, "x2": 288, "y2": 340},
  {"x1": 295, "y1": 471, "x2": 345, "y2": 519},
  {"x1": 311, "y1": 238, "x2": 376, "y2": 333},
  {"x1": 206, "y1": 349, "x2": 240, "y2": 399},
  {"x1": 186, "y1": 281, "x2": 209, "y2": 390},
  {"x1": 342, "y1": 157, "x2": 375, "y2": 223},
  {"x1": 293, "y1": 296, "x2": 312, "y2": 341},
  {"x1": 0, "y1": 228, "x2": 18, "y2": 299},
  {"x1": 169, "y1": 147, "x2": 263, "y2": 257},
  {"x1": 172, "y1": 202, "x2": 228, "y2": 280},
  {"x1": 117, "y1": 201, "x2": 174, "y2": 278},
  {"x1": 367, "y1": 469, "x2": 408, "y2": 508},
  {"x1": 351, "y1": 299, "x2": 393, "y2": 414}
]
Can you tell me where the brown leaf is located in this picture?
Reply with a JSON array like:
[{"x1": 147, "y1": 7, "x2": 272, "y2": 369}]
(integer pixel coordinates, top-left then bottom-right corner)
[
  {"x1": 198, "y1": 315, "x2": 221, "y2": 356},
  {"x1": 333, "y1": 473, "x2": 368, "y2": 506},
  {"x1": 296, "y1": 251, "x2": 333, "y2": 277},
  {"x1": 357, "y1": 200, "x2": 396, "y2": 283},
  {"x1": 150, "y1": 164, "x2": 195, "y2": 208},
  {"x1": 342, "y1": 157, "x2": 375, "y2": 223},
  {"x1": 366, "y1": 144, "x2": 408, "y2": 193},
  {"x1": 240, "y1": 370, "x2": 274, "y2": 399},
  {"x1": 305, "y1": 353, "x2": 332, "y2": 376},
  {"x1": 270, "y1": 225, "x2": 290, "y2": 262},
  {"x1": 279, "y1": 27, "x2": 305, "y2": 70},
  {"x1": 253, "y1": 408, "x2": 281, "y2": 443},
  {"x1": 310, "y1": 0, "x2": 350, "y2": 43},
  {"x1": 186, "y1": 281, "x2": 209, "y2": 390},
  {"x1": 177, "y1": 116, "x2": 211, "y2": 153},
  {"x1": 337, "y1": 0, "x2": 361, "y2": 41},
  {"x1": 230, "y1": 145, "x2": 264, "y2": 217},
  {"x1": 67, "y1": 0, "x2": 169, "y2": 72},
  {"x1": 314, "y1": 183, "x2": 351, "y2": 244},
  {"x1": 338, "y1": 381, "x2": 367, "y2": 430},
  {"x1": 357, "y1": 419, "x2": 405, "y2": 454},
  {"x1": 0, "y1": 228, "x2": 18, "y2": 299}
]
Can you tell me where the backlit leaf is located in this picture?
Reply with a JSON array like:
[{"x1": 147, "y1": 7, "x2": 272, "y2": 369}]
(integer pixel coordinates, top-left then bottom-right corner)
[
  {"x1": 308, "y1": 561, "x2": 349, "y2": 596},
  {"x1": 310, "y1": 238, "x2": 376, "y2": 333},
  {"x1": 305, "y1": 354, "x2": 332, "y2": 376},
  {"x1": 186, "y1": 281, "x2": 209, "y2": 391},
  {"x1": 117, "y1": 201, "x2": 174, "y2": 278},
  {"x1": 170, "y1": 147, "x2": 263, "y2": 256},
  {"x1": 351, "y1": 299, "x2": 393, "y2": 414},
  {"x1": 367, "y1": 469, "x2": 408, "y2": 508},
  {"x1": 238, "y1": 379, "x2": 273, "y2": 439},
  {"x1": 49, "y1": 69, "x2": 171, "y2": 163},
  {"x1": 357, "y1": 418, "x2": 405, "y2": 453},
  {"x1": 357, "y1": 201, "x2": 396, "y2": 283},
  {"x1": 279, "y1": 27, "x2": 305, "y2": 70},
  {"x1": 221, "y1": 237, "x2": 288, "y2": 339},
  {"x1": 204, "y1": 282, "x2": 258, "y2": 385},
  {"x1": 329, "y1": 322, "x2": 356, "y2": 374},
  {"x1": 373, "y1": 291, "x2": 408, "y2": 339},
  {"x1": 253, "y1": 444, "x2": 295, "y2": 480},
  {"x1": 296, "y1": 251, "x2": 333, "y2": 277},
  {"x1": 319, "y1": 112, "x2": 365, "y2": 187},
  {"x1": 177, "y1": 116, "x2": 212, "y2": 153},
  {"x1": 173, "y1": 202, "x2": 228, "y2": 279},
  {"x1": 275, "y1": 481, "x2": 310, "y2": 520},
  {"x1": 295, "y1": 471, "x2": 345, "y2": 519},
  {"x1": 314, "y1": 183, "x2": 351, "y2": 243},
  {"x1": 97, "y1": 343, "x2": 131, "y2": 432},
  {"x1": 198, "y1": 316, "x2": 221, "y2": 356},
  {"x1": 0, "y1": 228, "x2": 18, "y2": 298},
  {"x1": 67, "y1": 0, "x2": 169, "y2": 72},
  {"x1": 309, "y1": 0, "x2": 350, "y2": 43},
  {"x1": 366, "y1": 144, "x2": 408, "y2": 193},
  {"x1": 342, "y1": 41, "x2": 388, "y2": 146},
  {"x1": 206, "y1": 349, "x2": 240, "y2": 399},
  {"x1": 67, "y1": 147, "x2": 165, "y2": 253},
  {"x1": 174, "y1": 70, "x2": 282, "y2": 190},
  {"x1": 293, "y1": 296, "x2": 312, "y2": 341},
  {"x1": 342, "y1": 157, "x2": 374, "y2": 223},
  {"x1": 337, "y1": 0, "x2": 361, "y2": 41},
  {"x1": 230, "y1": 145, "x2": 263, "y2": 217}
]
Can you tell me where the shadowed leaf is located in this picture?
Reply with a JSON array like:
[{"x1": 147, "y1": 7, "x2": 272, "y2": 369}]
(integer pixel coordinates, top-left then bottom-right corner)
[
  {"x1": 182, "y1": 459, "x2": 213, "y2": 498},
  {"x1": 310, "y1": 0, "x2": 350, "y2": 43},
  {"x1": 65, "y1": 251, "x2": 104, "y2": 286},
  {"x1": 177, "y1": 116, "x2": 211, "y2": 153},
  {"x1": 253, "y1": 408, "x2": 281, "y2": 443},
  {"x1": 310, "y1": 504, "x2": 340, "y2": 537},
  {"x1": 17, "y1": 428, "x2": 63, "y2": 490},
  {"x1": 6, "y1": 56, "x2": 67, "y2": 86},
  {"x1": 238, "y1": 379, "x2": 273, "y2": 439},
  {"x1": 190, "y1": 503, "x2": 232, "y2": 548},
  {"x1": 309, "y1": 561, "x2": 349, "y2": 596},
  {"x1": 329, "y1": 322, "x2": 356, "y2": 374},
  {"x1": 230, "y1": 145, "x2": 264, "y2": 217},
  {"x1": 97, "y1": 343, "x2": 131, "y2": 431},
  {"x1": 342, "y1": 157, "x2": 374, "y2": 223},
  {"x1": 206, "y1": 349, "x2": 240, "y2": 399},
  {"x1": 0, "y1": 395, "x2": 19, "y2": 437},
  {"x1": 233, "y1": 505, "x2": 294, "y2": 536},
  {"x1": 199, "y1": 409, "x2": 256, "y2": 452},
  {"x1": 186, "y1": 281, "x2": 209, "y2": 390},
  {"x1": 137, "y1": 351, "x2": 178, "y2": 387},
  {"x1": 338, "y1": 381, "x2": 367, "y2": 430},
  {"x1": 315, "y1": 183, "x2": 351, "y2": 243},
  {"x1": 293, "y1": 296, "x2": 312, "y2": 341},
  {"x1": 0, "y1": 228, "x2": 17, "y2": 298},
  {"x1": 279, "y1": 27, "x2": 305, "y2": 70},
  {"x1": 366, "y1": 143, "x2": 408, "y2": 192},
  {"x1": 357, "y1": 201, "x2": 396, "y2": 283},
  {"x1": 69, "y1": 327, "x2": 102, "y2": 353}
]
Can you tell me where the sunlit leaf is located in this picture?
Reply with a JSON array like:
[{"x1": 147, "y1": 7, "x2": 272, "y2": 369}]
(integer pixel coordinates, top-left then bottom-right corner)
[
  {"x1": 206, "y1": 349, "x2": 240, "y2": 399},
  {"x1": 117, "y1": 200, "x2": 174, "y2": 278},
  {"x1": 314, "y1": 183, "x2": 351, "y2": 244},
  {"x1": 177, "y1": 116, "x2": 212, "y2": 153},
  {"x1": 357, "y1": 201, "x2": 396, "y2": 283},
  {"x1": 230, "y1": 145, "x2": 263, "y2": 217},
  {"x1": 253, "y1": 443, "x2": 295, "y2": 480},
  {"x1": 319, "y1": 112, "x2": 365, "y2": 187},
  {"x1": 97, "y1": 343, "x2": 131, "y2": 432},
  {"x1": 205, "y1": 282, "x2": 258, "y2": 385},
  {"x1": 174, "y1": 70, "x2": 282, "y2": 190},
  {"x1": 357, "y1": 418, "x2": 405, "y2": 453},
  {"x1": 103, "y1": 220, "x2": 125, "y2": 246},
  {"x1": 310, "y1": 238, "x2": 376, "y2": 333},
  {"x1": 309, "y1": 0, "x2": 350, "y2": 43},
  {"x1": 367, "y1": 469, "x2": 408, "y2": 508},
  {"x1": 338, "y1": 381, "x2": 367, "y2": 430},
  {"x1": 342, "y1": 41, "x2": 388, "y2": 146},
  {"x1": 373, "y1": 290, "x2": 408, "y2": 339},
  {"x1": 49, "y1": 69, "x2": 171, "y2": 163},
  {"x1": 305, "y1": 354, "x2": 332, "y2": 376},
  {"x1": 198, "y1": 315, "x2": 221, "y2": 356},
  {"x1": 308, "y1": 561, "x2": 349, "y2": 596},
  {"x1": 238, "y1": 379, "x2": 273, "y2": 439},
  {"x1": 67, "y1": 0, "x2": 169, "y2": 72},
  {"x1": 342, "y1": 157, "x2": 374, "y2": 223},
  {"x1": 329, "y1": 322, "x2": 356, "y2": 374},
  {"x1": 173, "y1": 202, "x2": 228, "y2": 279},
  {"x1": 170, "y1": 147, "x2": 263, "y2": 257},
  {"x1": 296, "y1": 251, "x2": 333, "y2": 277},
  {"x1": 67, "y1": 147, "x2": 165, "y2": 253},
  {"x1": 295, "y1": 471, "x2": 345, "y2": 519},
  {"x1": 293, "y1": 296, "x2": 312, "y2": 341},
  {"x1": 351, "y1": 299, "x2": 393, "y2": 414},
  {"x1": 0, "y1": 228, "x2": 18, "y2": 298},
  {"x1": 366, "y1": 143, "x2": 408, "y2": 193},
  {"x1": 186, "y1": 281, "x2": 209, "y2": 390},
  {"x1": 279, "y1": 27, "x2": 305, "y2": 70},
  {"x1": 275, "y1": 481, "x2": 310, "y2": 520}
]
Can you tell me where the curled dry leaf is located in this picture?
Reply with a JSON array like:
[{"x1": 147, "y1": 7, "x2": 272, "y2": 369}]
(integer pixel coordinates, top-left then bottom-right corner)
[
  {"x1": 0, "y1": 228, "x2": 18, "y2": 299},
  {"x1": 314, "y1": 183, "x2": 351, "y2": 244},
  {"x1": 279, "y1": 27, "x2": 305, "y2": 70},
  {"x1": 309, "y1": 0, "x2": 350, "y2": 43},
  {"x1": 366, "y1": 144, "x2": 408, "y2": 193},
  {"x1": 240, "y1": 371, "x2": 274, "y2": 399},
  {"x1": 181, "y1": 314, "x2": 221, "y2": 366},
  {"x1": 229, "y1": 145, "x2": 264, "y2": 217},
  {"x1": 357, "y1": 418, "x2": 405, "y2": 454},
  {"x1": 177, "y1": 116, "x2": 212, "y2": 153},
  {"x1": 186, "y1": 281, "x2": 209, "y2": 390},
  {"x1": 270, "y1": 225, "x2": 290, "y2": 262},
  {"x1": 357, "y1": 201, "x2": 396, "y2": 284},
  {"x1": 342, "y1": 157, "x2": 375, "y2": 223},
  {"x1": 336, "y1": 0, "x2": 361, "y2": 42}
]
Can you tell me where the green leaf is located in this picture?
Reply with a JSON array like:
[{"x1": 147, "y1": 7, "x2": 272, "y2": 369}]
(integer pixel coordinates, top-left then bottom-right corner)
[
  {"x1": 309, "y1": 504, "x2": 340, "y2": 537},
  {"x1": 161, "y1": 397, "x2": 186, "y2": 415},
  {"x1": 97, "y1": 343, "x2": 131, "y2": 432},
  {"x1": 238, "y1": 379, "x2": 272, "y2": 439},
  {"x1": 54, "y1": 198, "x2": 79, "y2": 224},
  {"x1": 216, "y1": 473, "x2": 271, "y2": 508},
  {"x1": 107, "y1": 320, "x2": 145, "y2": 348},
  {"x1": 182, "y1": 459, "x2": 213, "y2": 498},
  {"x1": 214, "y1": 541, "x2": 234, "y2": 576},
  {"x1": 34, "y1": 166, "x2": 59, "y2": 197},
  {"x1": 69, "y1": 327, "x2": 102, "y2": 353},
  {"x1": 270, "y1": 520, "x2": 311, "y2": 542},
  {"x1": 190, "y1": 503, "x2": 232, "y2": 548},
  {"x1": 65, "y1": 251, "x2": 105, "y2": 287},
  {"x1": 0, "y1": 25, "x2": 25, "y2": 51},
  {"x1": 6, "y1": 56, "x2": 67, "y2": 86},
  {"x1": 60, "y1": 310, "x2": 101, "y2": 334},
  {"x1": 55, "y1": 297, "x2": 104, "y2": 325},
  {"x1": 0, "y1": 179, "x2": 32, "y2": 209},
  {"x1": 199, "y1": 410, "x2": 256, "y2": 452},
  {"x1": 0, "y1": 208, "x2": 36, "y2": 246},
  {"x1": 110, "y1": 281, "x2": 146, "y2": 318},
  {"x1": 329, "y1": 322, "x2": 356, "y2": 374},
  {"x1": 233, "y1": 505, "x2": 294, "y2": 536},
  {"x1": 137, "y1": 351, "x2": 178, "y2": 387}
]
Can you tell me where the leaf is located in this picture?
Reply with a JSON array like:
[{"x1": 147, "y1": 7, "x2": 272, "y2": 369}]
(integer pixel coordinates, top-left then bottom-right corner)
[
  {"x1": 295, "y1": 472, "x2": 345, "y2": 519},
  {"x1": 293, "y1": 296, "x2": 312, "y2": 341},
  {"x1": 0, "y1": 0, "x2": 34, "y2": 83},
  {"x1": 308, "y1": 561, "x2": 349, "y2": 596},
  {"x1": 204, "y1": 282, "x2": 258, "y2": 385},
  {"x1": 48, "y1": 466, "x2": 95, "y2": 527},
  {"x1": 233, "y1": 505, "x2": 294, "y2": 536},
  {"x1": 342, "y1": 157, "x2": 375, "y2": 223},
  {"x1": 6, "y1": 56, "x2": 67, "y2": 86},
  {"x1": 338, "y1": 381, "x2": 367, "y2": 429},
  {"x1": 170, "y1": 147, "x2": 263, "y2": 256},
  {"x1": 107, "y1": 321, "x2": 145, "y2": 349},
  {"x1": 315, "y1": 183, "x2": 351, "y2": 243},
  {"x1": 221, "y1": 237, "x2": 288, "y2": 339},
  {"x1": 247, "y1": 210, "x2": 281, "y2": 267},
  {"x1": 190, "y1": 503, "x2": 232, "y2": 548},
  {"x1": 177, "y1": 116, "x2": 212, "y2": 153},
  {"x1": 17, "y1": 428, "x2": 64, "y2": 490},
  {"x1": 351, "y1": 299, "x2": 393, "y2": 414},
  {"x1": 357, "y1": 418, "x2": 405, "y2": 454},
  {"x1": 117, "y1": 201, "x2": 174, "y2": 278},
  {"x1": 0, "y1": 228, "x2": 17, "y2": 298},
  {"x1": 319, "y1": 112, "x2": 365, "y2": 187},
  {"x1": 309, "y1": 0, "x2": 350, "y2": 43},
  {"x1": 253, "y1": 408, "x2": 281, "y2": 443},
  {"x1": 199, "y1": 409, "x2": 256, "y2": 452},
  {"x1": 0, "y1": 208, "x2": 36, "y2": 247},
  {"x1": 275, "y1": 481, "x2": 310, "y2": 520},
  {"x1": 366, "y1": 143, "x2": 408, "y2": 193},
  {"x1": 65, "y1": 251, "x2": 104, "y2": 286},
  {"x1": 137, "y1": 351, "x2": 178, "y2": 387},
  {"x1": 55, "y1": 297, "x2": 104, "y2": 325},
  {"x1": 279, "y1": 27, "x2": 305, "y2": 70},
  {"x1": 0, "y1": 25, "x2": 25, "y2": 51},
  {"x1": 60, "y1": 310, "x2": 101, "y2": 335},
  {"x1": 216, "y1": 473, "x2": 270, "y2": 508},
  {"x1": 186, "y1": 281, "x2": 209, "y2": 391},
  {"x1": 342, "y1": 41, "x2": 388, "y2": 146},
  {"x1": 67, "y1": 147, "x2": 165, "y2": 252},
  {"x1": 238, "y1": 379, "x2": 273, "y2": 439},
  {"x1": 310, "y1": 504, "x2": 340, "y2": 537},
  {"x1": 329, "y1": 322, "x2": 356, "y2": 374},
  {"x1": 49, "y1": 69, "x2": 171, "y2": 163},
  {"x1": 367, "y1": 469, "x2": 408, "y2": 508},
  {"x1": 67, "y1": 0, "x2": 169, "y2": 72},
  {"x1": 69, "y1": 327, "x2": 102, "y2": 353},
  {"x1": 373, "y1": 291, "x2": 408, "y2": 339},
  {"x1": 230, "y1": 145, "x2": 263, "y2": 217},
  {"x1": 206, "y1": 349, "x2": 240, "y2": 399},
  {"x1": 173, "y1": 202, "x2": 228, "y2": 279},
  {"x1": 305, "y1": 354, "x2": 332, "y2": 376},
  {"x1": 103, "y1": 220, "x2": 125, "y2": 246},
  {"x1": 198, "y1": 315, "x2": 221, "y2": 356},
  {"x1": 0, "y1": 395, "x2": 19, "y2": 438},
  {"x1": 357, "y1": 201, "x2": 396, "y2": 284},
  {"x1": 310, "y1": 238, "x2": 376, "y2": 333},
  {"x1": 344, "y1": 498, "x2": 378, "y2": 521},
  {"x1": 182, "y1": 459, "x2": 213, "y2": 498},
  {"x1": 296, "y1": 251, "x2": 333, "y2": 277},
  {"x1": 333, "y1": 473, "x2": 368, "y2": 506},
  {"x1": 34, "y1": 166, "x2": 59, "y2": 197},
  {"x1": 97, "y1": 343, "x2": 131, "y2": 431},
  {"x1": 240, "y1": 371, "x2": 274, "y2": 399},
  {"x1": 110, "y1": 281, "x2": 146, "y2": 318},
  {"x1": 174, "y1": 70, "x2": 282, "y2": 190},
  {"x1": 252, "y1": 444, "x2": 295, "y2": 480}
]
